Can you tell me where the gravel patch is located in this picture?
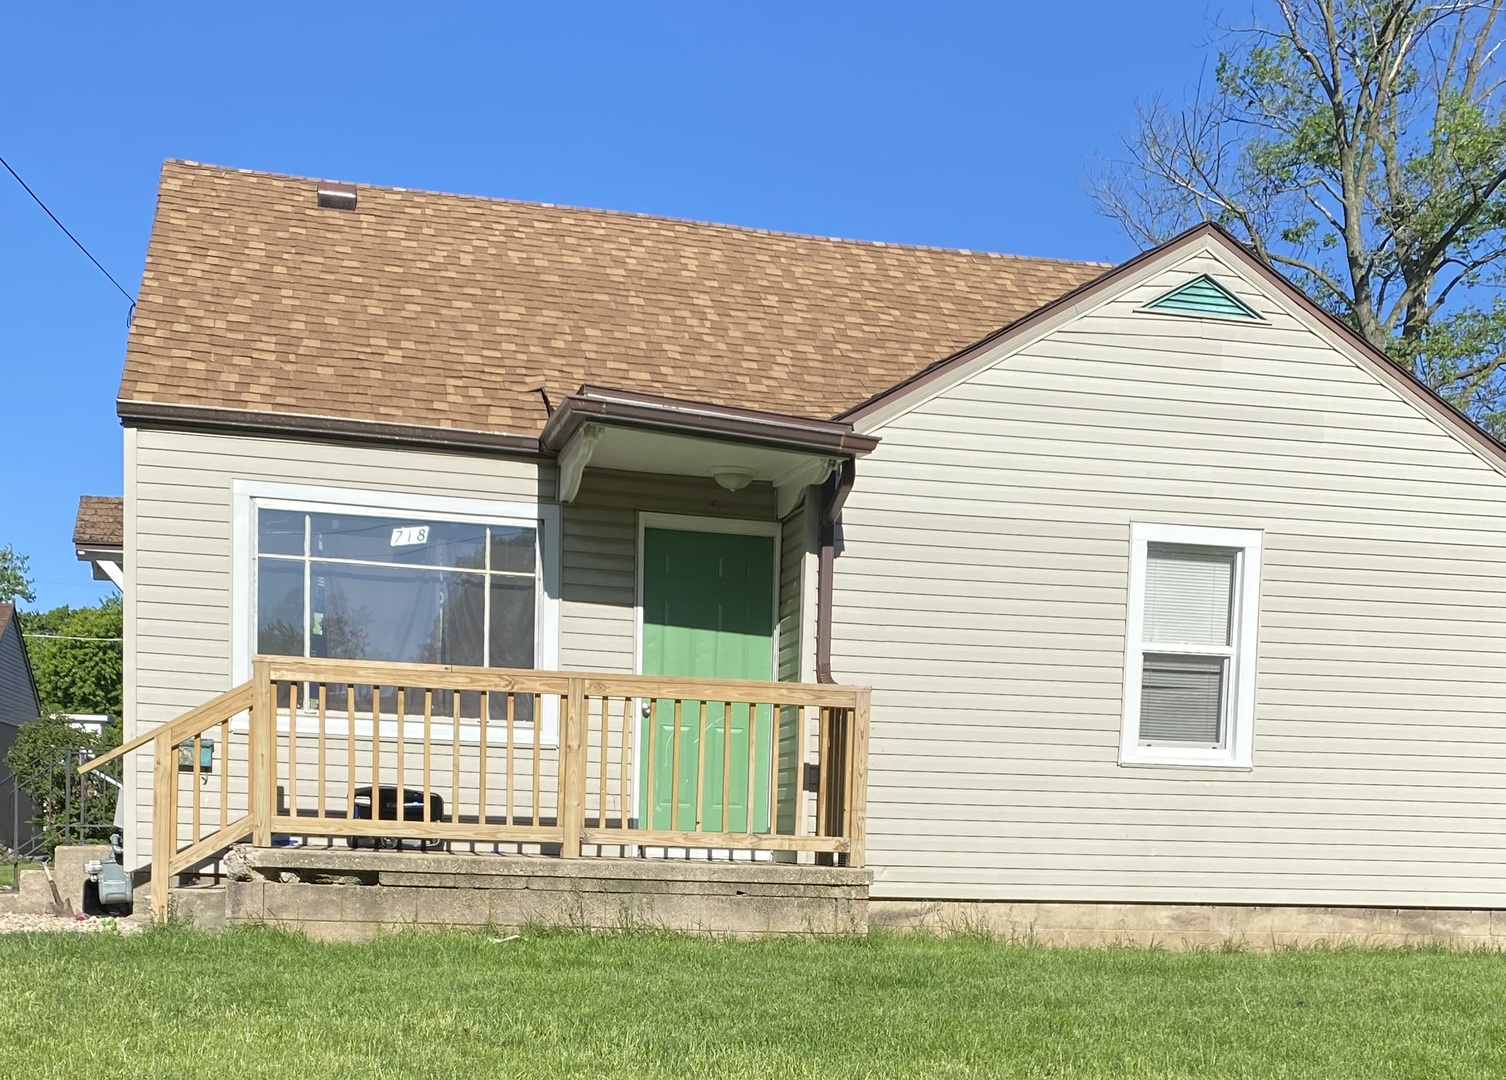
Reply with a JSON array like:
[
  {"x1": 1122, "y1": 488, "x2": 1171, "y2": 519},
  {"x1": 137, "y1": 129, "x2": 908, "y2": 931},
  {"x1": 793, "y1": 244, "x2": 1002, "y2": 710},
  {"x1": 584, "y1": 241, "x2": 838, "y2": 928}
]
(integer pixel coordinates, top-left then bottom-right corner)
[{"x1": 0, "y1": 913, "x2": 143, "y2": 934}]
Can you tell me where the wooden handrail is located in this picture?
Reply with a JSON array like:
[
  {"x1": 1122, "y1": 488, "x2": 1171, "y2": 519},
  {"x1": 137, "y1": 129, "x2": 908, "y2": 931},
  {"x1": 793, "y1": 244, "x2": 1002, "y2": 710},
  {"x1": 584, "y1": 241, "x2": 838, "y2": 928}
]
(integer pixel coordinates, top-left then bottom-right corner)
[
  {"x1": 78, "y1": 682, "x2": 253, "y2": 775},
  {"x1": 259, "y1": 655, "x2": 866, "y2": 707}
]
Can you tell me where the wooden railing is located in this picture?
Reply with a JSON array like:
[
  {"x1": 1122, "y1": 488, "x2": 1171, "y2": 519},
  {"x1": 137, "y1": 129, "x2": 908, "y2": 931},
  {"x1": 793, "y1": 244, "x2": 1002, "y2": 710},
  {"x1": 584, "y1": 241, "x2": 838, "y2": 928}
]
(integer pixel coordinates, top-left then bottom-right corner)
[
  {"x1": 82, "y1": 657, "x2": 870, "y2": 920},
  {"x1": 80, "y1": 681, "x2": 257, "y2": 920}
]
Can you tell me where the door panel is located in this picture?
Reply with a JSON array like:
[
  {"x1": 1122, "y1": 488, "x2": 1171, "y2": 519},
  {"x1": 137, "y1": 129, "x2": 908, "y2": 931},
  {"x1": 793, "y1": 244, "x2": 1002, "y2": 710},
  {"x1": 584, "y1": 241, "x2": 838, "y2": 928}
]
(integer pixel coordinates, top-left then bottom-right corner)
[{"x1": 640, "y1": 526, "x2": 775, "y2": 832}]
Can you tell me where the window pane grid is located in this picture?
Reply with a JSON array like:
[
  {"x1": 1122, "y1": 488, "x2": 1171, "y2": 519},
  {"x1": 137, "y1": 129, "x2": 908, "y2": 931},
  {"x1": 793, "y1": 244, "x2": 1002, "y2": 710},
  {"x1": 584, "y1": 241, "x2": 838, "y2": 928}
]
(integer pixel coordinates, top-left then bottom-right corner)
[{"x1": 255, "y1": 508, "x2": 539, "y2": 700}]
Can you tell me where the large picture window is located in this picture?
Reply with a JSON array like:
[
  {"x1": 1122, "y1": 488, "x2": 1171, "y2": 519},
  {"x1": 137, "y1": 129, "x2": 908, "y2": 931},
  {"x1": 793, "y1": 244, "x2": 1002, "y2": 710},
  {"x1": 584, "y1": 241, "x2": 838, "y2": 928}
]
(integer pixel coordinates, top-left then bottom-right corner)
[
  {"x1": 256, "y1": 509, "x2": 536, "y2": 670},
  {"x1": 241, "y1": 486, "x2": 555, "y2": 736},
  {"x1": 1120, "y1": 523, "x2": 1262, "y2": 769}
]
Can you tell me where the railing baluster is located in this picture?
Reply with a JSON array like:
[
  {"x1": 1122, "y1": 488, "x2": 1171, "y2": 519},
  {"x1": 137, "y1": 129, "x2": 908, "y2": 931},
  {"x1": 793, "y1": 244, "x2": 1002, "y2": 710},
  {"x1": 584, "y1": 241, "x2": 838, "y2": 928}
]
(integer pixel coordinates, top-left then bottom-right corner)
[
  {"x1": 451, "y1": 693, "x2": 461, "y2": 830},
  {"x1": 531, "y1": 694, "x2": 542, "y2": 830},
  {"x1": 317, "y1": 683, "x2": 327, "y2": 823},
  {"x1": 669, "y1": 698, "x2": 683, "y2": 832},
  {"x1": 694, "y1": 700, "x2": 707, "y2": 831},
  {"x1": 745, "y1": 704, "x2": 759, "y2": 835},
  {"x1": 345, "y1": 685, "x2": 356, "y2": 822},
  {"x1": 191, "y1": 734, "x2": 202, "y2": 844},
  {"x1": 219, "y1": 716, "x2": 230, "y2": 833},
  {"x1": 720, "y1": 702, "x2": 731, "y2": 835},
  {"x1": 793, "y1": 705, "x2": 806, "y2": 839},
  {"x1": 645, "y1": 696, "x2": 657, "y2": 832},
  {"x1": 814, "y1": 706, "x2": 829, "y2": 839},
  {"x1": 422, "y1": 689, "x2": 433, "y2": 823},
  {"x1": 371, "y1": 687, "x2": 381, "y2": 830},
  {"x1": 598, "y1": 695, "x2": 609, "y2": 830},
  {"x1": 287, "y1": 684, "x2": 297, "y2": 819},
  {"x1": 504, "y1": 693, "x2": 515, "y2": 827},
  {"x1": 769, "y1": 703, "x2": 781, "y2": 838},
  {"x1": 478, "y1": 690, "x2": 488, "y2": 828},
  {"x1": 396, "y1": 687, "x2": 407, "y2": 825},
  {"x1": 619, "y1": 698, "x2": 631, "y2": 833}
]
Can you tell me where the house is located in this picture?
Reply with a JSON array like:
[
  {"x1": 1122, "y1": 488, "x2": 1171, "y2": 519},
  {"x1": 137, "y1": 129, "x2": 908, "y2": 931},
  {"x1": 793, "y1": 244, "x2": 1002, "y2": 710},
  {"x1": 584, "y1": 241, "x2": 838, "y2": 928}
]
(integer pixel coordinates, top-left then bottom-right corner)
[
  {"x1": 73, "y1": 496, "x2": 124, "y2": 589},
  {"x1": 92, "y1": 159, "x2": 1506, "y2": 942},
  {"x1": 0, "y1": 603, "x2": 42, "y2": 853}
]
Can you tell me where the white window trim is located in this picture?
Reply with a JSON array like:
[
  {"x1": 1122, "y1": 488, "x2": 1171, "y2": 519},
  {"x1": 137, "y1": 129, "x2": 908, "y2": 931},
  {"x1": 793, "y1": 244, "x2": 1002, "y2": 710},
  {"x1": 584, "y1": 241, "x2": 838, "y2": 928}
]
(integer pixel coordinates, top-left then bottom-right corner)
[
  {"x1": 1119, "y1": 523, "x2": 1262, "y2": 769},
  {"x1": 231, "y1": 480, "x2": 561, "y2": 747}
]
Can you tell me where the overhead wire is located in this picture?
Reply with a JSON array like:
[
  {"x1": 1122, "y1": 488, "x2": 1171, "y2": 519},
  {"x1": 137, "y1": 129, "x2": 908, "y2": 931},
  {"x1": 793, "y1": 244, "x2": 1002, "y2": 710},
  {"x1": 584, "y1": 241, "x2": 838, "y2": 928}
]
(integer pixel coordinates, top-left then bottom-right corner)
[{"x1": 0, "y1": 153, "x2": 136, "y2": 324}]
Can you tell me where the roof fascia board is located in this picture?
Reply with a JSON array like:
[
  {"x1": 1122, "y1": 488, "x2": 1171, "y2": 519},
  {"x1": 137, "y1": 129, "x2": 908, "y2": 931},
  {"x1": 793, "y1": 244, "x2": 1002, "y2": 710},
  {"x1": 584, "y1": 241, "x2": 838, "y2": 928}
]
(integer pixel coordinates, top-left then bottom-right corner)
[{"x1": 119, "y1": 400, "x2": 544, "y2": 458}]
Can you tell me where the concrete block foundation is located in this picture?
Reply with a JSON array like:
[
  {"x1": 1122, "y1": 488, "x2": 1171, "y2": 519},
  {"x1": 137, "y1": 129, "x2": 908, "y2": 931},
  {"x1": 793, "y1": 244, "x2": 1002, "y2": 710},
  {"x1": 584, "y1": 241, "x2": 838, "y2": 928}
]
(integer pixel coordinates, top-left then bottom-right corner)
[
  {"x1": 224, "y1": 846, "x2": 871, "y2": 941},
  {"x1": 869, "y1": 899, "x2": 1506, "y2": 950}
]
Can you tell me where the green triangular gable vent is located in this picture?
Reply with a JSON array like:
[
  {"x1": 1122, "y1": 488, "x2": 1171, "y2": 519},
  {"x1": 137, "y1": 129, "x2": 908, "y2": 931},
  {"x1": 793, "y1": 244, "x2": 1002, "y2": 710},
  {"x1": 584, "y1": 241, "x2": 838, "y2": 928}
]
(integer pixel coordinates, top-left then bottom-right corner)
[{"x1": 1143, "y1": 275, "x2": 1261, "y2": 320}]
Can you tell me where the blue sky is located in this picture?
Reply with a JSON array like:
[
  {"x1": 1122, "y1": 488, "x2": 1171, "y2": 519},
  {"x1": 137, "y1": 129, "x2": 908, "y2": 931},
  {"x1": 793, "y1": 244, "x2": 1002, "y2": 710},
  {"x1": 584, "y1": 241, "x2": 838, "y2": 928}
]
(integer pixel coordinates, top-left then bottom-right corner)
[{"x1": 1, "y1": 1, "x2": 1217, "y2": 611}]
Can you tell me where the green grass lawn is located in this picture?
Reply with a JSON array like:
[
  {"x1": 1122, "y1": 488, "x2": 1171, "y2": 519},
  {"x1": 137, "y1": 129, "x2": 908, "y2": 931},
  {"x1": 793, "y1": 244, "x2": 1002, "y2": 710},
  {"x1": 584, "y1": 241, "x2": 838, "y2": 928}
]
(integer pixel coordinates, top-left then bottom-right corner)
[{"x1": 0, "y1": 928, "x2": 1502, "y2": 1079}]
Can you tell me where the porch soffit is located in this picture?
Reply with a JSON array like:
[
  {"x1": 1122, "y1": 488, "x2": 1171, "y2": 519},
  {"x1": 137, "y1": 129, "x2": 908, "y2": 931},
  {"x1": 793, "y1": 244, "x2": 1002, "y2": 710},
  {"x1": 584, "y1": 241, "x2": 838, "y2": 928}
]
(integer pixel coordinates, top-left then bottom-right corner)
[{"x1": 544, "y1": 387, "x2": 871, "y2": 509}]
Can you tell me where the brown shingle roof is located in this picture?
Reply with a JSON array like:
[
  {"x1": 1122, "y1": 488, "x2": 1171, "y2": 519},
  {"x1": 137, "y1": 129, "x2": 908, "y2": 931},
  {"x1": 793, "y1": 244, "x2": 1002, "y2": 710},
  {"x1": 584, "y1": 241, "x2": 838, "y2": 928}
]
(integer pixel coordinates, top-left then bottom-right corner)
[
  {"x1": 74, "y1": 496, "x2": 123, "y2": 549},
  {"x1": 118, "y1": 161, "x2": 1107, "y2": 440}
]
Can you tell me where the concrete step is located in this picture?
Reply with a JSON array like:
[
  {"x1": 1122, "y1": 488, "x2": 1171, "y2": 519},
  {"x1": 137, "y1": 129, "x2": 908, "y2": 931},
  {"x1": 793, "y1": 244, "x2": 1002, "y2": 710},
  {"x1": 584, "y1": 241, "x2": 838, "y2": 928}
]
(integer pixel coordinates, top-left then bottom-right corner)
[
  {"x1": 169, "y1": 884, "x2": 227, "y2": 930},
  {"x1": 0, "y1": 868, "x2": 55, "y2": 915}
]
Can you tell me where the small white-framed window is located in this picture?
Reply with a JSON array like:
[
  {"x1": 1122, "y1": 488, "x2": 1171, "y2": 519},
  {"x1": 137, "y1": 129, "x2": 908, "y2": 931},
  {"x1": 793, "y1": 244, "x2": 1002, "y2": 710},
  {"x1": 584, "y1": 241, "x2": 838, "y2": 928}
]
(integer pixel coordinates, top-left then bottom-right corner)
[
  {"x1": 231, "y1": 481, "x2": 560, "y2": 746},
  {"x1": 1120, "y1": 523, "x2": 1262, "y2": 769}
]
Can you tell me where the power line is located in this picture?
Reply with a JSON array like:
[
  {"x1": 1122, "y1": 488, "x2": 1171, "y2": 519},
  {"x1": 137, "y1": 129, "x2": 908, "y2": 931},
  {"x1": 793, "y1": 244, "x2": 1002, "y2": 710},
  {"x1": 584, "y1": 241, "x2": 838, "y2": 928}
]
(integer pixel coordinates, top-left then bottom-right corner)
[
  {"x1": 21, "y1": 633, "x2": 123, "y2": 643},
  {"x1": 0, "y1": 154, "x2": 135, "y2": 322}
]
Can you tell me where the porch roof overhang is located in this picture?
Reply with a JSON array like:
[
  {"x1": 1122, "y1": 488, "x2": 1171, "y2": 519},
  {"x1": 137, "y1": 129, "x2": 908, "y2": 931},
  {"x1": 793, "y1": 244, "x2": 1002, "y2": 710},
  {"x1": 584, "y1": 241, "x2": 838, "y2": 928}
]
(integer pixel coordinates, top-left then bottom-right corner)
[{"x1": 541, "y1": 386, "x2": 879, "y2": 513}]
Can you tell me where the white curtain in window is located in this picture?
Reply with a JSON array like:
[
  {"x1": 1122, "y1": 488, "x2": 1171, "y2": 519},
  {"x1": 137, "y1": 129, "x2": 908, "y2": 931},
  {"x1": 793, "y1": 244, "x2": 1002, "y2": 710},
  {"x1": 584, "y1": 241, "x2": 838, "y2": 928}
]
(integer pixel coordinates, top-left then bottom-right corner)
[{"x1": 1143, "y1": 545, "x2": 1235, "y2": 646}]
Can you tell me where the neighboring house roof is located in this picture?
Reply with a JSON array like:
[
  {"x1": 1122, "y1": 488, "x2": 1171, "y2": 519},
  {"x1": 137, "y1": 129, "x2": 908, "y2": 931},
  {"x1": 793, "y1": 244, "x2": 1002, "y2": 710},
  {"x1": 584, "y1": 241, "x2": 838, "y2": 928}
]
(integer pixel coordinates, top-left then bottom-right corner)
[
  {"x1": 118, "y1": 161, "x2": 1107, "y2": 445},
  {"x1": 0, "y1": 603, "x2": 41, "y2": 727},
  {"x1": 74, "y1": 496, "x2": 123, "y2": 551}
]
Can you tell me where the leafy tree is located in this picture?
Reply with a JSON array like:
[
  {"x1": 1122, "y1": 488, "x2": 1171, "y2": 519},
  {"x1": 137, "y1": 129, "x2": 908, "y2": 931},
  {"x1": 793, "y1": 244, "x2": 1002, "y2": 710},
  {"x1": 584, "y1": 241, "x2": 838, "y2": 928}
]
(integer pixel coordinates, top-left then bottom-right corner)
[
  {"x1": 5, "y1": 711, "x2": 120, "y2": 856},
  {"x1": 1091, "y1": 1, "x2": 1506, "y2": 431},
  {"x1": 0, "y1": 545, "x2": 35, "y2": 606},
  {"x1": 21, "y1": 597, "x2": 123, "y2": 717}
]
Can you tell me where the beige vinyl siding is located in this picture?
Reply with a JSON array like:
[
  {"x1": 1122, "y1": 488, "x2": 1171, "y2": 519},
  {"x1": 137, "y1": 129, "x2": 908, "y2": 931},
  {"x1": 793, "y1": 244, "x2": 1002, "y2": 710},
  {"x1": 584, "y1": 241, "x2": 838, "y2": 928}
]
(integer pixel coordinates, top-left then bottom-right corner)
[
  {"x1": 778, "y1": 497, "x2": 809, "y2": 684},
  {"x1": 834, "y1": 246, "x2": 1506, "y2": 908},
  {"x1": 126, "y1": 427, "x2": 547, "y2": 867}
]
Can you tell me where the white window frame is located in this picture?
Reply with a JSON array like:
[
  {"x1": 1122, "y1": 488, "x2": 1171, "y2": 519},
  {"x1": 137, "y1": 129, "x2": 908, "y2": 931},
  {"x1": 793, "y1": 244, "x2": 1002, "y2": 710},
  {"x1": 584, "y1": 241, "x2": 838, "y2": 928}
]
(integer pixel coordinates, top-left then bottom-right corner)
[
  {"x1": 231, "y1": 480, "x2": 561, "y2": 747},
  {"x1": 1119, "y1": 523, "x2": 1262, "y2": 769}
]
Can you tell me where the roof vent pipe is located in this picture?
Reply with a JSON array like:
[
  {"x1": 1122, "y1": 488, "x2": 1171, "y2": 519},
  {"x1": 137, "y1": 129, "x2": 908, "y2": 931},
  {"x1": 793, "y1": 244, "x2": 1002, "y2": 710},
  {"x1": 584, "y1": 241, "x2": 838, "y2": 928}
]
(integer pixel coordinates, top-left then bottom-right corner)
[{"x1": 316, "y1": 181, "x2": 357, "y2": 210}]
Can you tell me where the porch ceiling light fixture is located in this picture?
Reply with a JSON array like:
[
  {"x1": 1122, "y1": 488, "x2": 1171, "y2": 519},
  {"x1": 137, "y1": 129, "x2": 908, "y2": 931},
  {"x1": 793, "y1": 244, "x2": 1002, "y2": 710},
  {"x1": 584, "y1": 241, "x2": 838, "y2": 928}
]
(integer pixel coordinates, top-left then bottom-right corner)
[{"x1": 708, "y1": 465, "x2": 757, "y2": 492}]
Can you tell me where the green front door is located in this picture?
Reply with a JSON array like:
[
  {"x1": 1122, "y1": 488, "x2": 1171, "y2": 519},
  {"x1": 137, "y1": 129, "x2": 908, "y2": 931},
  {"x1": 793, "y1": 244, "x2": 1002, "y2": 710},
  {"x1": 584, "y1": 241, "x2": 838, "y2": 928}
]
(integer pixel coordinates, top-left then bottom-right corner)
[{"x1": 640, "y1": 526, "x2": 775, "y2": 833}]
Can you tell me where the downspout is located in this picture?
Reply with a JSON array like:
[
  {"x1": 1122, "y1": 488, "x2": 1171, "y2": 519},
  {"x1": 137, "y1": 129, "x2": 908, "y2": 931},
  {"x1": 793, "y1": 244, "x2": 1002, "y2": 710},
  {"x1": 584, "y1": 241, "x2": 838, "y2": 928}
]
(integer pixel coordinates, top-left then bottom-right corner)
[{"x1": 815, "y1": 459, "x2": 856, "y2": 684}]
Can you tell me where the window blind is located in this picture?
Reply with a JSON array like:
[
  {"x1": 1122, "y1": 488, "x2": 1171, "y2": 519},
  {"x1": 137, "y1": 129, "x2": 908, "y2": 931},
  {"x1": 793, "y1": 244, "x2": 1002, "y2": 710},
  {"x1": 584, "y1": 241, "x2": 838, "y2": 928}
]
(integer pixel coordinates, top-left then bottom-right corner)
[
  {"x1": 1140, "y1": 653, "x2": 1226, "y2": 746},
  {"x1": 1143, "y1": 544, "x2": 1235, "y2": 646}
]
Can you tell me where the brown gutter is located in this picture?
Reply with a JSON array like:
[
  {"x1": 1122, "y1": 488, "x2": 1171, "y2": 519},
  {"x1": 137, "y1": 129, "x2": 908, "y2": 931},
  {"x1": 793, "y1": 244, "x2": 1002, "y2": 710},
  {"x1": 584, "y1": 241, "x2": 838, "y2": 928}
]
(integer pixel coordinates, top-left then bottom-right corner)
[
  {"x1": 815, "y1": 459, "x2": 857, "y2": 684},
  {"x1": 118, "y1": 400, "x2": 543, "y2": 457},
  {"x1": 542, "y1": 385, "x2": 880, "y2": 457}
]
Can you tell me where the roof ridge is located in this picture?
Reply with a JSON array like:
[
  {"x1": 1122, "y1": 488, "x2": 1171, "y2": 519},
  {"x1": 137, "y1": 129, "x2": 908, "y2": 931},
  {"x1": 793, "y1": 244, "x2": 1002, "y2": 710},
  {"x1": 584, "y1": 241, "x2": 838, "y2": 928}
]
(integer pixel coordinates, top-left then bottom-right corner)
[{"x1": 162, "y1": 159, "x2": 1112, "y2": 269}]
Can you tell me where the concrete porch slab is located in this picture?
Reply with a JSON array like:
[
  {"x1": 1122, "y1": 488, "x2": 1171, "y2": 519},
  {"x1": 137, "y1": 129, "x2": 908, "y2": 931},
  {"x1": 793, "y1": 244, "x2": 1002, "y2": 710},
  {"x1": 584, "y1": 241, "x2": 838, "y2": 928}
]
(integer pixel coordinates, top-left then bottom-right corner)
[{"x1": 224, "y1": 845, "x2": 871, "y2": 940}]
